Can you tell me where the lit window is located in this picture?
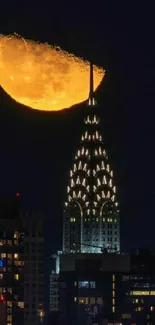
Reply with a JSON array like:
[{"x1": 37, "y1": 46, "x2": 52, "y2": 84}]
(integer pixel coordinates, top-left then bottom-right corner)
[
  {"x1": 97, "y1": 178, "x2": 101, "y2": 186},
  {"x1": 122, "y1": 314, "x2": 131, "y2": 319},
  {"x1": 78, "y1": 297, "x2": 89, "y2": 304},
  {"x1": 101, "y1": 191, "x2": 105, "y2": 198},
  {"x1": 74, "y1": 281, "x2": 77, "y2": 287},
  {"x1": 112, "y1": 283, "x2": 115, "y2": 290},
  {"x1": 74, "y1": 297, "x2": 77, "y2": 302},
  {"x1": 1, "y1": 254, "x2": 6, "y2": 258},
  {"x1": 78, "y1": 281, "x2": 89, "y2": 288},
  {"x1": 96, "y1": 165, "x2": 100, "y2": 171},
  {"x1": 83, "y1": 164, "x2": 87, "y2": 171},
  {"x1": 82, "y1": 179, "x2": 86, "y2": 186},
  {"x1": 90, "y1": 297, "x2": 95, "y2": 304},
  {"x1": 77, "y1": 191, "x2": 81, "y2": 198},
  {"x1": 136, "y1": 306, "x2": 143, "y2": 311},
  {"x1": 39, "y1": 309, "x2": 45, "y2": 317},
  {"x1": 112, "y1": 291, "x2": 115, "y2": 297},
  {"x1": 82, "y1": 194, "x2": 86, "y2": 201},
  {"x1": 112, "y1": 298, "x2": 115, "y2": 305},
  {"x1": 70, "y1": 218, "x2": 76, "y2": 223},
  {"x1": 150, "y1": 291, "x2": 155, "y2": 295},
  {"x1": 97, "y1": 297, "x2": 103, "y2": 304},
  {"x1": 14, "y1": 254, "x2": 18, "y2": 259},
  {"x1": 18, "y1": 301, "x2": 24, "y2": 308},
  {"x1": 93, "y1": 185, "x2": 97, "y2": 192},
  {"x1": 112, "y1": 306, "x2": 115, "y2": 313},
  {"x1": 14, "y1": 232, "x2": 19, "y2": 239},
  {"x1": 112, "y1": 275, "x2": 115, "y2": 282},
  {"x1": 85, "y1": 131, "x2": 88, "y2": 138},
  {"x1": 90, "y1": 281, "x2": 96, "y2": 288},
  {"x1": 14, "y1": 239, "x2": 18, "y2": 245},
  {"x1": 81, "y1": 147, "x2": 84, "y2": 155},
  {"x1": 7, "y1": 240, "x2": 12, "y2": 246},
  {"x1": 7, "y1": 315, "x2": 12, "y2": 322},
  {"x1": 0, "y1": 274, "x2": 3, "y2": 279},
  {"x1": 78, "y1": 161, "x2": 82, "y2": 169},
  {"x1": 131, "y1": 291, "x2": 150, "y2": 295},
  {"x1": 14, "y1": 274, "x2": 19, "y2": 281},
  {"x1": 7, "y1": 301, "x2": 12, "y2": 307},
  {"x1": 103, "y1": 176, "x2": 107, "y2": 185}
]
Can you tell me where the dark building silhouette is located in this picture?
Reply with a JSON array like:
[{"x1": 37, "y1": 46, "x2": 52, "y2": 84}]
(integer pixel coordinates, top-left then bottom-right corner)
[
  {"x1": 0, "y1": 194, "x2": 24, "y2": 325},
  {"x1": 0, "y1": 194, "x2": 45, "y2": 325},
  {"x1": 22, "y1": 211, "x2": 45, "y2": 325},
  {"x1": 59, "y1": 251, "x2": 155, "y2": 325}
]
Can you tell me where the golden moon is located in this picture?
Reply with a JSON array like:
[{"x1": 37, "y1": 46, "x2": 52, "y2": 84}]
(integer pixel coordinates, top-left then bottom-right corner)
[{"x1": 0, "y1": 34, "x2": 105, "y2": 111}]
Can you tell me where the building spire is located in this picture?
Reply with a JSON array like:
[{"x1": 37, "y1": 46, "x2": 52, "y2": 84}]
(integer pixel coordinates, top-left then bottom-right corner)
[
  {"x1": 88, "y1": 62, "x2": 96, "y2": 106},
  {"x1": 89, "y1": 62, "x2": 94, "y2": 99}
]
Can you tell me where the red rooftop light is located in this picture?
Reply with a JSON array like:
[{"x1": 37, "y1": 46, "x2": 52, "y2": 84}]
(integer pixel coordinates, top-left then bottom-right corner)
[{"x1": 0, "y1": 295, "x2": 5, "y2": 303}]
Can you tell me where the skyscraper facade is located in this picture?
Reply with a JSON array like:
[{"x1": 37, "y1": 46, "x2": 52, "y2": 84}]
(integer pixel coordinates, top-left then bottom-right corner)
[
  {"x1": 63, "y1": 64, "x2": 120, "y2": 254},
  {"x1": 0, "y1": 195, "x2": 45, "y2": 325},
  {"x1": 22, "y1": 212, "x2": 45, "y2": 325},
  {"x1": 0, "y1": 194, "x2": 24, "y2": 325}
]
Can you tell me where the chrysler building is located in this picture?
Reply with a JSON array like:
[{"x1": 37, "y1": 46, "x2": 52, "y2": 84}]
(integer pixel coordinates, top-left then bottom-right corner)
[{"x1": 63, "y1": 63, "x2": 120, "y2": 253}]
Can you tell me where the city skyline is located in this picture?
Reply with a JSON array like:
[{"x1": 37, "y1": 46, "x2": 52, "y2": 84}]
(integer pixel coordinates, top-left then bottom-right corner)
[
  {"x1": 0, "y1": 2, "x2": 155, "y2": 324},
  {"x1": 0, "y1": 2, "x2": 155, "y2": 257}
]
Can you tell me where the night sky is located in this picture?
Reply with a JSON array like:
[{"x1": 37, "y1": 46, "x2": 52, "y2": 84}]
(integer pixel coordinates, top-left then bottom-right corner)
[{"x1": 0, "y1": 2, "x2": 155, "y2": 255}]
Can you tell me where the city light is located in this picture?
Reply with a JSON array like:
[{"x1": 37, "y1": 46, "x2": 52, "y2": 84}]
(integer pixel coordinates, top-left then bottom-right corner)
[{"x1": 0, "y1": 260, "x2": 3, "y2": 267}]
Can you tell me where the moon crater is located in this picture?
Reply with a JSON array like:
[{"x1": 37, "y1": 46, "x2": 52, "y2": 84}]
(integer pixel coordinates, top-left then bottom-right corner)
[{"x1": 0, "y1": 34, "x2": 105, "y2": 111}]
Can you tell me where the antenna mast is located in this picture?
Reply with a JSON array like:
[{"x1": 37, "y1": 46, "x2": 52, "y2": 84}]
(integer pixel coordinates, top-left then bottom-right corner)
[{"x1": 88, "y1": 62, "x2": 96, "y2": 106}]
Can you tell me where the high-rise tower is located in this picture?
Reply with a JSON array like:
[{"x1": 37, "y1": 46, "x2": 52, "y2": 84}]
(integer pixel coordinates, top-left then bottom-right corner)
[{"x1": 63, "y1": 64, "x2": 120, "y2": 254}]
